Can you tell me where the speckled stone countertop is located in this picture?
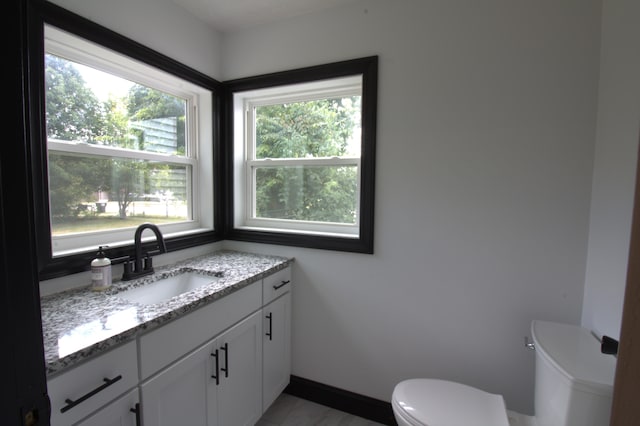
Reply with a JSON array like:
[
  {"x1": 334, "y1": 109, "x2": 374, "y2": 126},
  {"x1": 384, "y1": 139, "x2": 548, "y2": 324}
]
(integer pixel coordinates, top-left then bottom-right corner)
[{"x1": 40, "y1": 250, "x2": 293, "y2": 377}]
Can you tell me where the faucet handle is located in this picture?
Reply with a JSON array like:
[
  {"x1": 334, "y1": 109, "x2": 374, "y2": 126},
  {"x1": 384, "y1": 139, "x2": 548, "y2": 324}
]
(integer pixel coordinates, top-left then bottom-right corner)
[
  {"x1": 143, "y1": 255, "x2": 153, "y2": 272},
  {"x1": 122, "y1": 259, "x2": 135, "y2": 281}
]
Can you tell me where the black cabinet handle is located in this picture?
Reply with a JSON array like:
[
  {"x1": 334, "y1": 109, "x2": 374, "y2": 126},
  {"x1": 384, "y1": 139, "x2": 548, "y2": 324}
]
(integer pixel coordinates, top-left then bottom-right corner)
[
  {"x1": 210, "y1": 349, "x2": 219, "y2": 385},
  {"x1": 220, "y1": 343, "x2": 229, "y2": 378},
  {"x1": 266, "y1": 313, "x2": 273, "y2": 341},
  {"x1": 60, "y1": 375, "x2": 122, "y2": 413},
  {"x1": 273, "y1": 280, "x2": 290, "y2": 290},
  {"x1": 130, "y1": 403, "x2": 141, "y2": 426}
]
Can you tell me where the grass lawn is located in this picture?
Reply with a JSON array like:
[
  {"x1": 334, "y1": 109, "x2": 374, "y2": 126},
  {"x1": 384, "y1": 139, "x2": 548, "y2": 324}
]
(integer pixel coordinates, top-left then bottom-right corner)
[{"x1": 51, "y1": 215, "x2": 180, "y2": 235}]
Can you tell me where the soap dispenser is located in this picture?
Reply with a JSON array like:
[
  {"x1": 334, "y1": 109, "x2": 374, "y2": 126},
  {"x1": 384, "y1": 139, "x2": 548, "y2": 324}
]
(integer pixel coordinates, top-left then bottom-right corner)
[{"x1": 91, "y1": 246, "x2": 112, "y2": 291}]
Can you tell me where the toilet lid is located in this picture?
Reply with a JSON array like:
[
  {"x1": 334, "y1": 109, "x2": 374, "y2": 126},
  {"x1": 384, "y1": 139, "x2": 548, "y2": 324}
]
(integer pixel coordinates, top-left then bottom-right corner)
[{"x1": 392, "y1": 379, "x2": 510, "y2": 426}]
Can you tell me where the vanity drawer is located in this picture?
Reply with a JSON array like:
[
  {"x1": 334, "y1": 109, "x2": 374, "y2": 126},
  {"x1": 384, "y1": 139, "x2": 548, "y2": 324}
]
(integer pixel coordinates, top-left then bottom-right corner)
[
  {"x1": 47, "y1": 340, "x2": 138, "y2": 426},
  {"x1": 263, "y1": 266, "x2": 291, "y2": 304},
  {"x1": 139, "y1": 280, "x2": 261, "y2": 379}
]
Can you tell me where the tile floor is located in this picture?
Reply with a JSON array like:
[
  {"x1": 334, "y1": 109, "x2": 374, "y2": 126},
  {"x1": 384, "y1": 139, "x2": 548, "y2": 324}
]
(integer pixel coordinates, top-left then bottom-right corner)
[{"x1": 257, "y1": 393, "x2": 388, "y2": 426}]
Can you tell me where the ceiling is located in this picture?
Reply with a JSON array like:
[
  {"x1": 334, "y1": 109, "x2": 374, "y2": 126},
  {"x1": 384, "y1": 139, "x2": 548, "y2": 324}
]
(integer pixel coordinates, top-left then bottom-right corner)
[{"x1": 171, "y1": 0, "x2": 360, "y2": 33}]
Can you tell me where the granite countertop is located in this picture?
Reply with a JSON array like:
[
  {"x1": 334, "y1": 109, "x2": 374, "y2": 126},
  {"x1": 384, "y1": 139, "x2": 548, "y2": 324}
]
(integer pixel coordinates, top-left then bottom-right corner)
[{"x1": 40, "y1": 250, "x2": 293, "y2": 377}]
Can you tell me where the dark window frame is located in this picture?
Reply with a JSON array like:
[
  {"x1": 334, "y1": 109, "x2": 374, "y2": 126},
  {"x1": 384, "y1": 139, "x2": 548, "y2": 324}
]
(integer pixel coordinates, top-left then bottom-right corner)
[{"x1": 223, "y1": 57, "x2": 378, "y2": 254}]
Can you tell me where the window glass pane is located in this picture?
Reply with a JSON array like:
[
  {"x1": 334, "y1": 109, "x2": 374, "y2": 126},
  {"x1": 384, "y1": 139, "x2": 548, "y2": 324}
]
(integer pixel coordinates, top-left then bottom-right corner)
[
  {"x1": 45, "y1": 54, "x2": 187, "y2": 156},
  {"x1": 255, "y1": 165, "x2": 357, "y2": 224},
  {"x1": 255, "y1": 96, "x2": 361, "y2": 159},
  {"x1": 48, "y1": 153, "x2": 189, "y2": 236},
  {"x1": 45, "y1": 52, "x2": 192, "y2": 239}
]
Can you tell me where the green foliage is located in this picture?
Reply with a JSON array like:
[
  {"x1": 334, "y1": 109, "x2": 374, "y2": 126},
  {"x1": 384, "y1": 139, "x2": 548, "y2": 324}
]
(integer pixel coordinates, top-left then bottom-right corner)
[
  {"x1": 256, "y1": 166, "x2": 357, "y2": 223},
  {"x1": 96, "y1": 98, "x2": 133, "y2": 147},
  {"x1": 254, "y1": 97, "x2": 360, "y2": 224},
  {"x1": 256, "y1": 98, "x2": 358, "y2": 158},
  {"x1": 45, "y1": 56, "x2": 106, "y2": 142},
  {"x1": 127, "y1": 85, "x2": 185, "y2": 120},
  {"x1": 46, "y1": 55, "x2": 110, "y2": 217},
  {"x1": 48, "y1": 156, "x2": 91, "y2": 218},
  {"x1": 109, "y1": 159, "x2": 144, "y2": 218}
]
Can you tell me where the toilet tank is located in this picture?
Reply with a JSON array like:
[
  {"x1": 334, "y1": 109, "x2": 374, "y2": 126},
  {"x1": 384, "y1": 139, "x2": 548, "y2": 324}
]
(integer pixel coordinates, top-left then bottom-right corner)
[{"x1": 531, "y1": 320, "x2": 617, "y2": 426}]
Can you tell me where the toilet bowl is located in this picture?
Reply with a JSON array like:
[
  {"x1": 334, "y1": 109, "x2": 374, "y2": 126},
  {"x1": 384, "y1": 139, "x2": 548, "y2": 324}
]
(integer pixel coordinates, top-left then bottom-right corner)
[
  {"x1": 391, "y1": 320, "x2": 616, "y2": 426},
  {"x1": 392, "y1": 379, "x2": 511, "y2": 426}
]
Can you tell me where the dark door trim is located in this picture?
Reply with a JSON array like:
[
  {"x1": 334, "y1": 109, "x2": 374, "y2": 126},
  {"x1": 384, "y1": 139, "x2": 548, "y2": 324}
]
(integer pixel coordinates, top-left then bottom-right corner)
[
  {"x1": 610, "y1": 131, "x2": 640, "y2": 425},
  {"x1": 3, "y1": 0, "x2": 50, "y2": 424}
]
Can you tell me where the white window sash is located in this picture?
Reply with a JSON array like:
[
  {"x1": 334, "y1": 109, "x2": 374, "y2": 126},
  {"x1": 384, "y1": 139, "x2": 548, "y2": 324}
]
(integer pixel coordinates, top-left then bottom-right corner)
[
  {"x1": 48, "y1": 139, "x2": 196, "y2": 167},
  {"x1": 233, "y1": 75, "x2": 364, "y2": 237},
  {"x1": 47, "y1": 139, "x2": 196, "y2": 166},
  {"x1": 247, "y1": 157, "x2": 360, "y2": 167}
]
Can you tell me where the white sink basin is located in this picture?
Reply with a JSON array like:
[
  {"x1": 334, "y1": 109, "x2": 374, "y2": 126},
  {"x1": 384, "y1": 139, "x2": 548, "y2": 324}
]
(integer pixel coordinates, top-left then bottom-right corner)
[{"x1": 118, "y1": 272, "x2": 220, "y2": 306}]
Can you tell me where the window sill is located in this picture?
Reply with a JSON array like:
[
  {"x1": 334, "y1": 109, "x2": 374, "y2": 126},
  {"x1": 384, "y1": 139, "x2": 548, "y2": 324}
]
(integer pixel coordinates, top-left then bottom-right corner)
[
  {"x1": 40, "y1": 228, "x2": 221, "y2": 281},
  {"x1": 227, "y1": 228, "x2": 372, "y2": 254}
]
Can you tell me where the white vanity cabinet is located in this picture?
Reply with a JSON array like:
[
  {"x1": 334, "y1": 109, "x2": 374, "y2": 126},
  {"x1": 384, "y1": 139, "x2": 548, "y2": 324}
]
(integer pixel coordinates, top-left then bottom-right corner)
[
  {"x1": 138, "y1": 266, "x2": 292, "y2": 425},
  {"x1": 140, "y1": 310, "x2": 263, "y2": 426},
  {"x1": 262, "y1": 267, "x2": 292, "y2": 411},
  {"x1": 47, "y1": 340, "x2": 139, "y2": 426},
  {"x1": 47, "y1": 264, "x2": 292, "y2": 426}
]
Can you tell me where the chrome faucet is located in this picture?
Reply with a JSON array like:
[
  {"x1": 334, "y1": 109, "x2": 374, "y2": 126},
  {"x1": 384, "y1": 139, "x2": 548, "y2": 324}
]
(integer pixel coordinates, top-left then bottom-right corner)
[{"x1": 122, "y1": 223, "x2": 167, "y2": 281}]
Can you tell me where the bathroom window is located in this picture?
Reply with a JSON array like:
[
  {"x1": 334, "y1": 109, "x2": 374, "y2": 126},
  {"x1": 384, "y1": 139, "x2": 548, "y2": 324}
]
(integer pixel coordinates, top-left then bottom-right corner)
[
  {"x1": 43, "y1": 25, "x2": 216, "y2": 258},
  {"x1": 227, "y1": 57, "x2": 377, "y2": 253}
]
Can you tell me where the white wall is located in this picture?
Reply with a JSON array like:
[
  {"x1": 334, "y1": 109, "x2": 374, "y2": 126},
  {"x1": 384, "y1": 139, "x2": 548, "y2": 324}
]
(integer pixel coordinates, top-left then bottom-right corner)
[
  {"x1": 49, "y1": 0, "x2": 223, "y2": 79},
  {"x1": 581, "y1": 0, "x2": 640, "y2": 340},
  {"x1": 222, "y1": 0, "x2": 601, "y2": 413},
  {"x1": 44, "y1": 0, "x2": 606, "y2": 414}
]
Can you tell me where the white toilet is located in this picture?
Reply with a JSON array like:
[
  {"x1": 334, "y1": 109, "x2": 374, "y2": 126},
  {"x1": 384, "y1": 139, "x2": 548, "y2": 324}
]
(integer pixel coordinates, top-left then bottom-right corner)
[{"x1": 391, "y1": 320, "x2": 617, "y2": 426}]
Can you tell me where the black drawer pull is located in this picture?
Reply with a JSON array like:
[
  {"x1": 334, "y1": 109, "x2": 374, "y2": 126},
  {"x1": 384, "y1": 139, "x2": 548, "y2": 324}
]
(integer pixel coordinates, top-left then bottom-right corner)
[
  {"x1": 60, "y1": 375, "x2": 122, "y2": 413},
  {"x1": 130, "y1": 403, "x2": 141, "y2": 426},
  {"x1": 210, "y1": 350, "x2": 219, "y2": 385},
  {"x1": 220, "y1": 343, "x2": 229, "y2": 378},
  {"x1": 273, "y1": 280, "x2": 290, "y2": 290},
  {"x1": 266, "y1": 312, "x2": 273, "y2": 341}
]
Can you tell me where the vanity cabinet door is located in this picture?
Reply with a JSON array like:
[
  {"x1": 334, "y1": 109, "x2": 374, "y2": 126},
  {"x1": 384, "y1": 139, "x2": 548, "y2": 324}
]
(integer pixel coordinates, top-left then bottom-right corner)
[
  {"x1": 140, "y1": 311, "x2": 262, "y2": 426},
  {"x1": 140, "y1": 339, "x2": 218, "y2": 426},
  {"x1": 75, "y1": 389, "x2": 139, "y2": 426},
  {"x1": 216, "y1": 310, "x2": 263, "y2": 426},
  {"x1": 262, "y1": 291, "x2": 291, "y2": 411}
]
